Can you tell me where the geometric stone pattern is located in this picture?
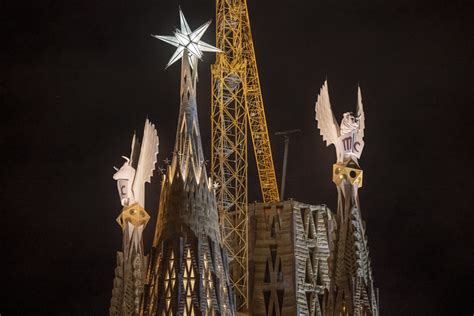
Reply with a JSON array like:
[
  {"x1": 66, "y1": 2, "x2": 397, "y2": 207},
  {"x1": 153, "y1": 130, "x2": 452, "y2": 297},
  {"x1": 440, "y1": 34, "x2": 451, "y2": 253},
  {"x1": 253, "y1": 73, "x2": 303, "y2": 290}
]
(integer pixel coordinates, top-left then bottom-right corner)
[
  {"x1": 249, "y1": 200, "x2": 335, "y2": 316},
  {"x1": 140, "y1": 50, "x2": 235, "y2": 315},
  {"x1": 142, "y1": 236, "x2": 233, "y2": 315},
  {"x1": 110, "y1": 251, "x2": 148, "y2": 316},
  {"x1": 116, "y1": 203, "x2": 150, "y2": 230},
  {"x1": 314, "y1": 81, "x2": 379, "y2": 316},
  {"x1": 294, "y1": 203, "x2": 335, "y2": 316},
  {"x1": 109, "y1": 117, "x2": 158, "y2": 316},
  {"x1": 325, "y1": 162, "x2": 379, "y2": 316},
  {"x1": 110, "y1": 204, "x2": 150, "y2": 316}
]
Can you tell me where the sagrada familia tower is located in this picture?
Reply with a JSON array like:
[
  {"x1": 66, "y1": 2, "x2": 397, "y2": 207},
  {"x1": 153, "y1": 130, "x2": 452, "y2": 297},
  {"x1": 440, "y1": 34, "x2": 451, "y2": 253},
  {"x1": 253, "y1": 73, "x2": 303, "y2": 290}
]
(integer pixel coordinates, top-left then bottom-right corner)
[
  {"x1": 111, "y1": 10, "x2": 235, "y2": 316},
  {"x1": 109, "y1": 119, "x2": 159, "y2": 315},
  {"x1": 141, "y1": 12, "x2": 235, "y2": 316},
  {"x1": 315, "y1": 81, "x2": 379, "y2": 315},
  {"x1": 107, "y1": 7, "x2": 379, "y2": 316}
]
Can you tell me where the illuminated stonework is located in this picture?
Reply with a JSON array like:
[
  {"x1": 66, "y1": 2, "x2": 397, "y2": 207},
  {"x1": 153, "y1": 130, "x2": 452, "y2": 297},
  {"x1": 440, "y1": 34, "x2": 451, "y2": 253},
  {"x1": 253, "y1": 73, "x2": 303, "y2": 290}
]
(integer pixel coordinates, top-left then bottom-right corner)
[
  {"x1": 315, "y1": 81, "x2": 379, "y2": 316},
  {"x1": 248, "y1": 200, "x2": 335, "y2": 316},
  {"x1": 116, "y1": 203, "x2": 150, "y2": 230},
  {"x1": 332, "y1": 163, "x2": 363, "y2": 187},
  {"x1": 110, "y1": 120, "x2": 159, "y2": 316},
  {"x1": 141, "y1": 11, "x2": 234, "y2": 315}
]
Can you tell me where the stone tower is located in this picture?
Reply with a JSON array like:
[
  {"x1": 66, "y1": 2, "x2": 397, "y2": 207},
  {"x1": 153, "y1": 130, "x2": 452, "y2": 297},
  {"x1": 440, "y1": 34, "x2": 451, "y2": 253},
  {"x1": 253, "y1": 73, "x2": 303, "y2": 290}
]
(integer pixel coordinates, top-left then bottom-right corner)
[
  {"x1": 141, "y1": 49, "x2": 235, "y2": 315},
  {"x1": 315, "y1": 81, "x2": 379, "y2": 316},
  {"x1": 248, "y1": 200, "x2": 335, "y2": 316},
  {"x1": 110, "y1": 120, "x2": 159, "y2": 316},
  {"x1": 324, "y1": 161, "x2": 378, "y2": 316}
]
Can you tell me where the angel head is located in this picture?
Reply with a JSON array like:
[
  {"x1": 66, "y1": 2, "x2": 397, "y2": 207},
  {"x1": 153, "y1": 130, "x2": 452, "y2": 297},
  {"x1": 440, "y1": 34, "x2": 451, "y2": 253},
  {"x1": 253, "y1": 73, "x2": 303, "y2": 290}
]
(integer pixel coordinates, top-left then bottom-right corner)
[
  {"x1": 113, "y1": 156, "x2": 137, "y2": 206},
  {"x1": 112, "y1": 119, "x2": 159, "y2": 208},
  {"x1": 340, "y1": 112, "x2": 361, "y2": 135},
  {"x1": 315, "y1": 80, "x2": 365, "y2": 162},
  {"x1": 113, "y1": 156, "x2": 136, "y2": 181}
]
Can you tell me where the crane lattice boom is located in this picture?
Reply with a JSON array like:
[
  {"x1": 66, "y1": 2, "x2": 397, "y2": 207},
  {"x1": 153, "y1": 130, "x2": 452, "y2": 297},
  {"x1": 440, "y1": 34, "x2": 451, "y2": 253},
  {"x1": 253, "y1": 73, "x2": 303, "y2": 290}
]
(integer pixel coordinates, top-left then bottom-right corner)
[{"x1": 211, "y1": 0, "x2": 279, "y2": 311}]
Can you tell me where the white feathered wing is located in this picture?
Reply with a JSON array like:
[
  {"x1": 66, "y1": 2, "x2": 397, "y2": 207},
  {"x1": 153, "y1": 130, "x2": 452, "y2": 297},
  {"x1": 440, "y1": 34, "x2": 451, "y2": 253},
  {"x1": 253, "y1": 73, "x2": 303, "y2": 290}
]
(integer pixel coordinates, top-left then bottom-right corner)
[
  {"x1": 315, "y1": 80, "x2": 340, "y2": 159},
  {"x1": 132, "y1": 119, "x2": 159, "y2": 206},
  {"x1": 357, "y1": 85, "x2": 365, "y2": 139}
]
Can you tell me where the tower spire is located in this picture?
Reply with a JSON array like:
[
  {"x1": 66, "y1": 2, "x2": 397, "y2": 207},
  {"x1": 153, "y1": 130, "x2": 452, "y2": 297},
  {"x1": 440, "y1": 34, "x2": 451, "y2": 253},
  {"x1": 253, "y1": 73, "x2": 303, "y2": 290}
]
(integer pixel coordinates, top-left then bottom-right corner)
[
  {"x1": 315, "y1": 81, "x2": 378, "y2": 315},
  {"x1": 169, "y1": 48, "x2": 205, "y2": 184},
  {"x1": 151, "y1": 7, "x2": 220, "y2": 185},
  {"x1": 142, "y1": 9, "x2": 234, "y2": 315}
]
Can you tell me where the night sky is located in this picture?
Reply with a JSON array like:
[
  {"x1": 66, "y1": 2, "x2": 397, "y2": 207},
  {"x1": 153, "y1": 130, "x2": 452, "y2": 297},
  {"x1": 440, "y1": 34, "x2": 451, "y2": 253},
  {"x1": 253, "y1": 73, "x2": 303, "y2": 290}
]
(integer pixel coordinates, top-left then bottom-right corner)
[{"x1": 1, "y1": 0, "x2": 473, "y2": 314}]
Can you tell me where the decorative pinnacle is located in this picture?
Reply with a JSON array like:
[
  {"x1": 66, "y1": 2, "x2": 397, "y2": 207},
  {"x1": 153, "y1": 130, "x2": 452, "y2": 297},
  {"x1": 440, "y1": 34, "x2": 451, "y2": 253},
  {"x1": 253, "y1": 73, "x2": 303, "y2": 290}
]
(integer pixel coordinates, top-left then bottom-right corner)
[{"x1": 151, "y1": 8, "x2": 221, "y2": 69}]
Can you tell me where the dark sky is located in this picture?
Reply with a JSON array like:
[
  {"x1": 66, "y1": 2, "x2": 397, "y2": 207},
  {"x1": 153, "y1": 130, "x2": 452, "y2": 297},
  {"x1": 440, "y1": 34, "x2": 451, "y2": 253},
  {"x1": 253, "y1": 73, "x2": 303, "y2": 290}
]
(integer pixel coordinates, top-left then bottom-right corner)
[{"x1": 1, "y1": 0, "x2": 473, "y2": 314}]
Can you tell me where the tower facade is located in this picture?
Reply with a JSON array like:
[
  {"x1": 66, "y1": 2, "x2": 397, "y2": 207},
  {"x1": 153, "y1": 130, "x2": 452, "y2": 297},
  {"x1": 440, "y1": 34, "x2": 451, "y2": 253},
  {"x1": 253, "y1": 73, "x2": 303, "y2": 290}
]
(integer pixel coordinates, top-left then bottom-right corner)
[
  {"x1": 326, "y1": 163, "x2": 378, "y2": 316},
  {"x1": 248, "y1": 200, "x2": 335, "y2": 316},
  {"x1": 315, "y1": 81, "x2": 379, "y2": 316},
  {"x1": 110, "y1": 120, "x2": 159, "y2": 316},
  {"x1": 142, "y1": 12, "x2": 235, "y2": 314}
]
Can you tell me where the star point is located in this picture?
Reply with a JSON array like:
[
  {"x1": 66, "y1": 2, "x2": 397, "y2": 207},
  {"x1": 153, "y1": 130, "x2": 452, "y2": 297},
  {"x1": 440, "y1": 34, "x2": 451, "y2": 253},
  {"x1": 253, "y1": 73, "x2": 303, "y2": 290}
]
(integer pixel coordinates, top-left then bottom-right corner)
[{"x1": 152, "y1": 8, "x2": 221, "y2": 69}]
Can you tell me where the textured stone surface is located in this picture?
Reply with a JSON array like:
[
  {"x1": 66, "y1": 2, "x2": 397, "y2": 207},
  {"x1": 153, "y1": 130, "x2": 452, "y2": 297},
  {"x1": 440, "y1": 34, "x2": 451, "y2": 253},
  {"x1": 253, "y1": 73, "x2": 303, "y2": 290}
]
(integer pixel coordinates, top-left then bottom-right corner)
[
  {"x1": 248, "y1": 200, "x2": 335, "y2": 316},
  {"x1": 325, "y1": 166, "x2": 379, "y2": 316},
  {"x1": 141, "y1": 51, "x2": 234, "y2": 316}
]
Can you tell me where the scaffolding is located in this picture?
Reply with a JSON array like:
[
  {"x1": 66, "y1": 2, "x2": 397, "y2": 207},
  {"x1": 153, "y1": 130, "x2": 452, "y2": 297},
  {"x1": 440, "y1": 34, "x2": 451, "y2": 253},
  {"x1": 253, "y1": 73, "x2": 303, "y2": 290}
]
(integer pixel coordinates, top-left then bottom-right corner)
[{"x1": 211, "y1": 0, "x2": 280, "y2": 311}]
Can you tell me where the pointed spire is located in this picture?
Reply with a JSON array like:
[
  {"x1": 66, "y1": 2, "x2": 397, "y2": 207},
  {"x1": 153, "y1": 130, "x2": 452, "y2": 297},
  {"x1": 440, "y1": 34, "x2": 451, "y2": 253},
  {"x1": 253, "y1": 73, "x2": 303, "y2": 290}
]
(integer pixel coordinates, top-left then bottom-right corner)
[
  {"x1": 167, "y1": 49, "x2": 206, "y2": 185},
  {"x1": 151, "y1": 8, "x2": 221, "y2": 185}
]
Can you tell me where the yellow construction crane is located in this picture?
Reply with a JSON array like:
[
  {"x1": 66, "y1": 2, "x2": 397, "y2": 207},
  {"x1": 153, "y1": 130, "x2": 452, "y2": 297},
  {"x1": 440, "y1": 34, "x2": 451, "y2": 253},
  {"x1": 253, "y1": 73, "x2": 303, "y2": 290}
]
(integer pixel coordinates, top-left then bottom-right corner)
[{"x1": 211, "y1": 0, "x2": 280, "y2": 311}]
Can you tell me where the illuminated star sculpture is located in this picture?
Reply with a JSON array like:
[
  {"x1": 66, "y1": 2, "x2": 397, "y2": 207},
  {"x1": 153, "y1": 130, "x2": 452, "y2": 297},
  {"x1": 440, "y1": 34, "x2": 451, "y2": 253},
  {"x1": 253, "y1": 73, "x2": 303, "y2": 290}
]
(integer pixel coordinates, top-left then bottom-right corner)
[
  {"x1": 151, "y1": 8, "x2": 220, "y2": 69},
  {"x1": 142, "y1": 8, "x2": 235, "y2": 316}
]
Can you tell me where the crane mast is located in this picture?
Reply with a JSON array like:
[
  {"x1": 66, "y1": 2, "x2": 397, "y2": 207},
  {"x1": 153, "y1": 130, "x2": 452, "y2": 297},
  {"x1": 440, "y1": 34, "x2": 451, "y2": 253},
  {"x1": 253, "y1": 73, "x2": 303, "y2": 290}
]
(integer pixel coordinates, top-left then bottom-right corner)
[{"x1": 211, "y1": 0, "x2": 280, "y2": 311}]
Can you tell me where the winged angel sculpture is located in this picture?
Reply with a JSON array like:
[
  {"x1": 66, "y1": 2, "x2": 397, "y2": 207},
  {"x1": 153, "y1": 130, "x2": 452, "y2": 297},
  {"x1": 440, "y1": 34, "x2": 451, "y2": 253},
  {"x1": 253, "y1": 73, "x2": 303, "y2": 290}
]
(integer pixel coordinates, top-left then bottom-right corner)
[
  {"x1": 113, "y1": 119, "x2": 159, "y2": 208},
  {"x1": 109, "y1": 119, "x2": 159, "y2": 316},
  {"x1": 315, "y1": 80, "x2": 365, "y2": 165},
  {"x1": 315, "y1": 81, "x2": 379, "y2": 315}
]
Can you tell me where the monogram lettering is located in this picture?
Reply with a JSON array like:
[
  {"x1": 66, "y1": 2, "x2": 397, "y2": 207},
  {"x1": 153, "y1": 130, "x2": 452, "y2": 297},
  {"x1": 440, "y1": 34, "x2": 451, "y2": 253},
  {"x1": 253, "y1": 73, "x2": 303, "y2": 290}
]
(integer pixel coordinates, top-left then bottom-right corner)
[{"x1": 342, "y1": 137, "x2": 352, "y2": 151}]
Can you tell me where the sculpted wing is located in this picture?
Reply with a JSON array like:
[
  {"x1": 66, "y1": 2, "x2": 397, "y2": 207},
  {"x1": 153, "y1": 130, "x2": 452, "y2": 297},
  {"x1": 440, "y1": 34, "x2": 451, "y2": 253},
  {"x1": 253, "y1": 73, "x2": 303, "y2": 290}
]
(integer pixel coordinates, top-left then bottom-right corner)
[
  {"x1": 133, "y1": 119, "x2": 159, "y2": 205},
  {"x1": 357, "y1": 85, "x2": 365, "y2": 139},
  {"x1": 315, "y1": 80, "x2": 340, "y2": 147},
  {"x1": 129, "y1": 132, "x2": 141, "y2": 169}
]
